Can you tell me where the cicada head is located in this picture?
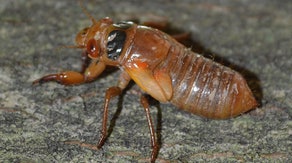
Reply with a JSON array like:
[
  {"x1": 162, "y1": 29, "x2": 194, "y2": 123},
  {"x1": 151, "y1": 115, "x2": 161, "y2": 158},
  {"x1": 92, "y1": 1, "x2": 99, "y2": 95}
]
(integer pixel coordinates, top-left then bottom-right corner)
[{"x1": 75, "y1": 17, "x2": 113, "y2": 59}]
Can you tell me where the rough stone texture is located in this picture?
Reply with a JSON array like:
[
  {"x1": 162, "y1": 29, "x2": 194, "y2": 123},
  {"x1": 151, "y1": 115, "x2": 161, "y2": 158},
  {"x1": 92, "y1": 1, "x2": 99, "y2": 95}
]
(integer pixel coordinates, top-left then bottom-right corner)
[{"x1": 0, "y1": 0, "x2": 291, "y2": 162}]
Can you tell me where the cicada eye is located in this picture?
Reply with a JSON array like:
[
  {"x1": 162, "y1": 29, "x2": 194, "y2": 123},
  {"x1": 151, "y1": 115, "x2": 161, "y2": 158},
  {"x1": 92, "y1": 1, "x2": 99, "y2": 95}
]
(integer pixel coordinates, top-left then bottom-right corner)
[{"x1": 86, "y1": 39, "x2": 99, "y2": 59}]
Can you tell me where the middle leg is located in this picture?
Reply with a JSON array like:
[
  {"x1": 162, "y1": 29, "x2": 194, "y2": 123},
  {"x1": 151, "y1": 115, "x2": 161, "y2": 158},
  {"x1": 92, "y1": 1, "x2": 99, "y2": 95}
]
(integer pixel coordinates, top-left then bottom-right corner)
[{"x1": 140, "y1": 95, "x2": 159, "y2": 163}]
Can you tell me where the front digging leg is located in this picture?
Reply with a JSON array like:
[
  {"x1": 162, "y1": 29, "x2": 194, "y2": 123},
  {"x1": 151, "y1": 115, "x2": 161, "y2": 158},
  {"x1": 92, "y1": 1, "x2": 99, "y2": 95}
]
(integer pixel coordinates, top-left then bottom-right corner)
[{"x1": 33, "y1": 61, "x2": 106, "y2": 85}]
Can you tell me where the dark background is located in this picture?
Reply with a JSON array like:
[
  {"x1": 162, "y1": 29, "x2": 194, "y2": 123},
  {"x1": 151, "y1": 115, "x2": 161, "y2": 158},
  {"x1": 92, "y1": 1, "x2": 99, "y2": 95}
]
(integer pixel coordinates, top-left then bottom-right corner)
[{"x1": 0, "y1": 0, "x2": 291, "y2": 162}]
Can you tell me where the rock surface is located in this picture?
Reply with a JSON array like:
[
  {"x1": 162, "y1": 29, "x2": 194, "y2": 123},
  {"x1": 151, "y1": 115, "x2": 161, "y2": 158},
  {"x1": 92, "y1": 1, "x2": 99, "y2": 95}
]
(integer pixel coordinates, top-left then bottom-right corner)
[{"x1": 0, "y1": 0, "x2": 291, "y2": 162}]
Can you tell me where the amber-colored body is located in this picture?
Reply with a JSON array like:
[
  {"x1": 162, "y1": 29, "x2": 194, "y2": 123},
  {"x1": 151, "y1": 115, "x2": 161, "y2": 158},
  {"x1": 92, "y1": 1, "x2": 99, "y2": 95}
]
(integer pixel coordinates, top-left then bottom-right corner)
[
  {"x1": 121, "y1": 26, "x2": 257, "y2": 119},
  {"x1": 33, "y1": 17, "x2": 257, "y2": 162}
]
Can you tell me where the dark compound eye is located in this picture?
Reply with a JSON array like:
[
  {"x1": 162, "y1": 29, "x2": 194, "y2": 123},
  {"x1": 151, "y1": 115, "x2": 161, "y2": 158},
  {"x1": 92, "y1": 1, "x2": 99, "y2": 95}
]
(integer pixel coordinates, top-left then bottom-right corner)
[{"x1": 106, "y1": 30, "x2": 126, "y2": 60}]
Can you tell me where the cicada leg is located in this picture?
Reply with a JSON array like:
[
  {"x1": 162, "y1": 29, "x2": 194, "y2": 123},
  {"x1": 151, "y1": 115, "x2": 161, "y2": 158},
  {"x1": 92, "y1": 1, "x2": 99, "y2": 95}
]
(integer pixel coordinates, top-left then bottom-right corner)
[
  {"x1": 33, "y1": 61, "x2": 105, "y2": 85},
  {"x1": 140, "y1": 95, "x2": 159, "y2": 163},
  {"x1": 96, "y1": 72, "x2": 131, "y2": 148}
]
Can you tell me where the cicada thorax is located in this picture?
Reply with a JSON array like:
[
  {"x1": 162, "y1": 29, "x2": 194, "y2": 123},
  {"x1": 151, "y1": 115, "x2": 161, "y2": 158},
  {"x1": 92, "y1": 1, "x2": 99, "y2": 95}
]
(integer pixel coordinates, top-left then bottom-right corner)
[{"x1": 161, "y1": 40, "x2": 257, "y2": 119}]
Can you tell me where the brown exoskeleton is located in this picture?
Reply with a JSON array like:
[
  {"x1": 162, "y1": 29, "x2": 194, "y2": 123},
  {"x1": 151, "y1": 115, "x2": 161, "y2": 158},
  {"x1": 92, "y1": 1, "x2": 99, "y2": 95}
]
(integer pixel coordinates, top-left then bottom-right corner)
[{"x1": 33, "y1": 13, "x2": 258, "y2": 162}]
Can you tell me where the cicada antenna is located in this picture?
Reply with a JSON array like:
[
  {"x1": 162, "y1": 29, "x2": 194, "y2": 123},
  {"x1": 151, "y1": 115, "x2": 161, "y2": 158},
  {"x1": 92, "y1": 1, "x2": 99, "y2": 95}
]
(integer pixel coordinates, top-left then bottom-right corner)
[{"x1": 79, "y1": 0, "x2": 97, "y2": 24}]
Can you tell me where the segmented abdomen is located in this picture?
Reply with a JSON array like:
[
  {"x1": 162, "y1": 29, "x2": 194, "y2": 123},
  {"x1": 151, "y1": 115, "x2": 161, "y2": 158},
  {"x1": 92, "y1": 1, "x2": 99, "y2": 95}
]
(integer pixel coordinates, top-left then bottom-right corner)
[{"x1": 164, "y1": 43, "x2": 257, "y2": 119}]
